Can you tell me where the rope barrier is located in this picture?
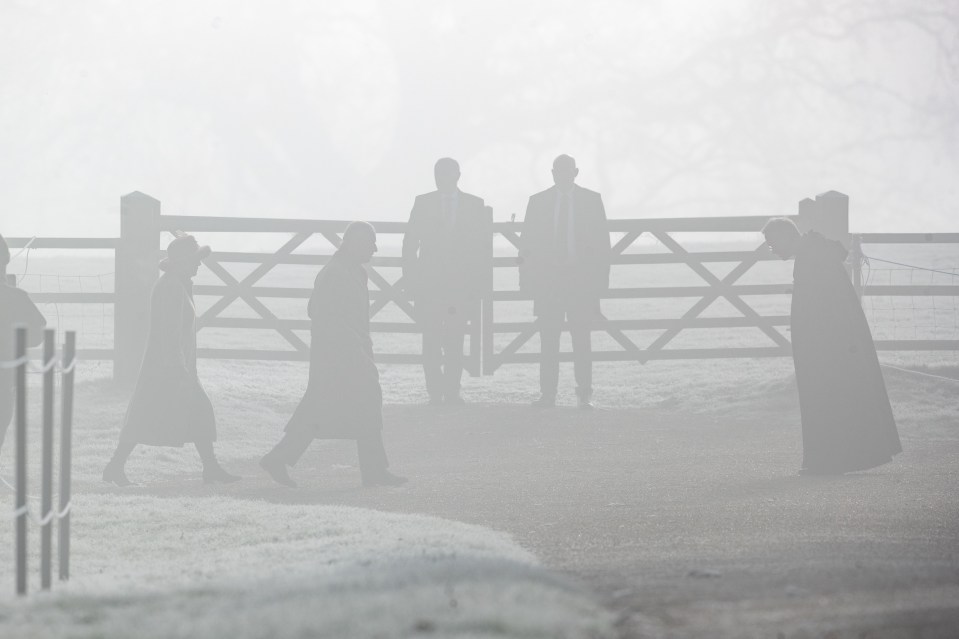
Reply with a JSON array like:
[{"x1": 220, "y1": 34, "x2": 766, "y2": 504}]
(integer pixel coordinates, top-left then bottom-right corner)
[
  {"x1": 0, "y1": 355, "x2": 78, "y2": 373},
  {"x1": 0, "y1": 476, "x2": 15, "y2": 492},
  {"x1": 12, "y1": 505, "x2": 28, "y2": 519},
  {"x1": 57, "y1": 502, "x2": 71, "y2": 519},
  {"x1": 29, "y1": 356, "x2": 59, "y2": 374},
  {"x1": 0, "y1": 355, "x2": 29, "y2": 369},
  {"x1": 33, "y1": 509, "x2": 55, "y2": 527}
]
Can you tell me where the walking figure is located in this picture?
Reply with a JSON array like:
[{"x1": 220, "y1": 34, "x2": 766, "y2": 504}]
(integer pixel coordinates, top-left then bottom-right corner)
[
  {"x1": 103, "y1": 234, "x2": 240, "y2": 486},
  {"x1": 261, "y1": 222, "x2": 407, "y2": 488}
]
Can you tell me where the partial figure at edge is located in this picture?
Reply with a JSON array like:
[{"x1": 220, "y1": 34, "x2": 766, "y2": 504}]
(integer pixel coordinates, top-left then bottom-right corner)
[{"x1": 0, "y1": 233, "x2": 47, "y2": 455}]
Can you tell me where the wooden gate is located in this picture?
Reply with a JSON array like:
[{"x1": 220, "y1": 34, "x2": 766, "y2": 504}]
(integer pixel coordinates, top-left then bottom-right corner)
[{"x1": 483, "y1": 215, "x2": 796, "y2": 373}]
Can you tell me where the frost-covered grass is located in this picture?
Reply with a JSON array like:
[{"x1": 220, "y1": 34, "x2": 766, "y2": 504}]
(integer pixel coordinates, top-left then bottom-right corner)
[{"x1": 0, "y1": 494, "x2": 614, "y2": 638}]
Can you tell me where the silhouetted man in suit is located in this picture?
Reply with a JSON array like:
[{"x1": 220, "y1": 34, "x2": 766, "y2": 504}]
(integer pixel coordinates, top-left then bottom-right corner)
[
  {"x1": 519, "y1": 155, "x2": 611, "y2": 409},
  {"x1": 402, "y1": 158, "x2": 492, "y2": 405}
]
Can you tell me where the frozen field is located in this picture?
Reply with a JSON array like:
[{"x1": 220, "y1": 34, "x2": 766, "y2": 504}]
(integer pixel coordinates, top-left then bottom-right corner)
[{"x1": 1, "y1": 242, "x2": 957, "y2": 638}]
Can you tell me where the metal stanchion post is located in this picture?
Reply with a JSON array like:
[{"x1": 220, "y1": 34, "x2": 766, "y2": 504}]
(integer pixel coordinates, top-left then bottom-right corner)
[
  {"x1": 14, "y1": 327, "x2": 28, "y2": 596},
  {"x1": 40, "y1": 329, "x2": 55, "y2": 590},
  {"x1": 59, "y1": 332, "x2": 75, "y2": 581}
]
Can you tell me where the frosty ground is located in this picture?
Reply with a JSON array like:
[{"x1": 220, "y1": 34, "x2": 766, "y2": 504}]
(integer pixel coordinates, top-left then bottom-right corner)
[{"x1": 2, "y1": 352, "x2": 957, "y2": 638}]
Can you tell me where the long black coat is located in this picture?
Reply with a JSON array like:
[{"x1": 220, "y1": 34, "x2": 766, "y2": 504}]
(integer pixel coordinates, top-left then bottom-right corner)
[
  {"x1": 401, "y1": 189, "x2": 492, "y2": 309},
  {"x1": 518, "y1": 184, "x2": 611, "y2": 315},
  {"x1": 791, "y1": 231, "x2": 901, "y2": 473},
  {"x1": 120, "y1": 272, "x2": 216, "y2": 446},
  {"x1": 284, "y1": 252, "x2": 382, "y2": 440}
]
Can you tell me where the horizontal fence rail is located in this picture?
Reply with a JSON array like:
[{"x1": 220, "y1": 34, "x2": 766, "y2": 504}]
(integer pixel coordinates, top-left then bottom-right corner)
[{"x1": 6, "y1": 190, "x2": 958, "y2": 379}]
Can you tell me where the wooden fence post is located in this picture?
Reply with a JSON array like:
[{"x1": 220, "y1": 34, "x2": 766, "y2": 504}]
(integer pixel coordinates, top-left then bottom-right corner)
[
  {"x1": 14, "y1": 327, "x2": 28, "y2": 596},
  {"x1": 797, "y1": 190, "x2": 850, "y2": 247},
  {"x1": 797, "y1": 190, "x2": 852, "y2": 280},
  {"x1": 59, "y1": 332, "x2": 75, "y2": 581},
  {"x1": 40, "y1": 329, "x2": 55, "y2": 590},
  {"x1": 114, "y1": 191, "x2": 160, "y2": 383}
]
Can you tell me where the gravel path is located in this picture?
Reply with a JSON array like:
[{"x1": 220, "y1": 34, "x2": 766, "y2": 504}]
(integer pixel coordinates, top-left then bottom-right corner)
[{"x1": 99, "y1": 391, "x2": 959, "y2": 639}]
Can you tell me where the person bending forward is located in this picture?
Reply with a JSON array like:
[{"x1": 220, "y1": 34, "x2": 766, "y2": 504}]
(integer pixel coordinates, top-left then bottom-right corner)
[{"x1": 763, "y1": 217, "x2": 901, "y2": 474}]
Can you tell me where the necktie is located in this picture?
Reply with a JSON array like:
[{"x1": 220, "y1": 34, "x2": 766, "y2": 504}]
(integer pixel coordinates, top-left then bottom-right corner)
[
  {"x1": 556, "y1": 192, "x2": 569, "y2": 258},
  {"x1": 443, "y1": 195, "x2": 454, "y2": 230}
]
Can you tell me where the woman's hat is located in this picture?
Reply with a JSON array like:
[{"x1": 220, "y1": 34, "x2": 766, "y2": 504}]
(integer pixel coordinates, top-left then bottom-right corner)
[{"x1": 160, "y1": 233, "x2": 211, "y2": 271}]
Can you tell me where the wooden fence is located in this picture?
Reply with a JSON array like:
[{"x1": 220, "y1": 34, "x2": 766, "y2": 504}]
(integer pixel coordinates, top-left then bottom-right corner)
[{"x1": 5, "y1": 189, "x2": 958, "y2": 381}]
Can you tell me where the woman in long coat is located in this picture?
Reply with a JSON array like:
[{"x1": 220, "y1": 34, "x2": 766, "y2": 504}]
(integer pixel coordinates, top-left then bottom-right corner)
[
  {"x1": 763, "y1": 218, "x2": 901, "y2": 474},
  {"x1": 260, "y1": 222, "x2": 406, "y2": 488},
  {"x1": 102, "y1": 234, "x2": 240, "y2": 486}
]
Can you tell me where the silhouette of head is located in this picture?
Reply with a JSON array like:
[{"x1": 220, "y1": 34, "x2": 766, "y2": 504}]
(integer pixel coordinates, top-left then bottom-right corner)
[
  {"x1": 160, "y1": 234, "x2": 211, "y2": 278},
  {"x1": 552, "y1": 154, "x2": 579, "y2": 189},
  {"x1": 762, "y1": 217, "x2": 801, "y2": 260},
  {"x1": 0, "y1": 234, "x2": 9, "y2": 273},
  {"x1": 341, "y1": 222, "x2": 377, "y2": 264},
  {"x1": 434, "y1": 158, "x2": 460, "y2": 193}
]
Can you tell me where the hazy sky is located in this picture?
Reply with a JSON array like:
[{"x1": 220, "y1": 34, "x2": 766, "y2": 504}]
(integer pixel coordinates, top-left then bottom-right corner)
[{"x1": 1, "y1": 0, "x2": 957, "y2": 238}]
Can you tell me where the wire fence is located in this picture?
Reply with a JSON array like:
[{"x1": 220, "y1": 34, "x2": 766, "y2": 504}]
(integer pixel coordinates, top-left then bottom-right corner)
[{"x1": 860, "y1": 262, "x2": 959, "y2": 341}]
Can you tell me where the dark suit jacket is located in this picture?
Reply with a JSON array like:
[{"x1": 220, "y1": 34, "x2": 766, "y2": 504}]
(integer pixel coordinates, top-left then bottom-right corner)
[
  {"x1": 402, "y1": 189, "x2": 492, "y2": 305},
  {"x1": 518, "y1": 184, "x2": 611, "y2": 314}
]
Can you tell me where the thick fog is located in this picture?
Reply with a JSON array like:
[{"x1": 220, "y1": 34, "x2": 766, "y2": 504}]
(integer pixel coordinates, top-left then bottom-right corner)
[
  {"x1": 1, "y1": 0, "x2": 957, "y2": 236},
  {"x1": 2, "y1": 3, "x2": 958, "y2": 639}
]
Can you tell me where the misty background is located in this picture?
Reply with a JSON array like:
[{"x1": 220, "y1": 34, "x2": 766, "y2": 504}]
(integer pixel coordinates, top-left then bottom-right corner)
[{"x1": 1, "y1": 0, "x2": 957, "y2": 239}]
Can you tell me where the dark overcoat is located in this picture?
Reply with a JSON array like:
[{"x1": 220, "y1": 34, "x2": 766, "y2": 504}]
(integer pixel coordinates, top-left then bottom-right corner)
[
  {"x1": 284, "y1": 251, "x2": 382, "y2": 440},
  {"x1": 401, "y1": 189, "x2": 492, "y2": 311},
  {"x1": 790, "y1": 231, "x2": 901, "y2": 473},
  {"x1": 120, "y1": 272, "x2": 216, "y2": 446},
  {"x1": 0, "y1": 281, "x2": 46, "y2": 445},
  {"x1": 518, "y1": 184, "x2": 611, "y2": 316}
]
